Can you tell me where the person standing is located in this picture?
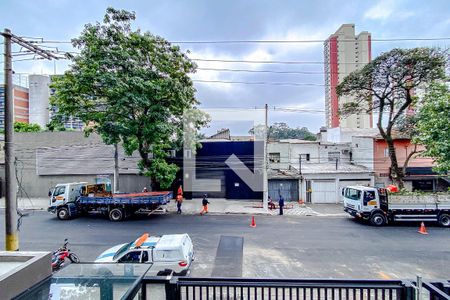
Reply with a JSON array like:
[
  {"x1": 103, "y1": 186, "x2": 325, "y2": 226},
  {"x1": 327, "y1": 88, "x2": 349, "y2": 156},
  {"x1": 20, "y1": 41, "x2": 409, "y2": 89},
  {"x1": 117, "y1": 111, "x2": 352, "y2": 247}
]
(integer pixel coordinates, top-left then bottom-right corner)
[
  {"x1": 278, "y1": 195, "x2": 285, "y2": 215},
  {"x1": 176, "y1": 185, "x2": 183, "y2": 214},
  {"x1": 176, "y1": 194, "x2": 183, "y2": 214},
  {"x1": 200, "y1": 194, "x2": 210, "y2": 215}
]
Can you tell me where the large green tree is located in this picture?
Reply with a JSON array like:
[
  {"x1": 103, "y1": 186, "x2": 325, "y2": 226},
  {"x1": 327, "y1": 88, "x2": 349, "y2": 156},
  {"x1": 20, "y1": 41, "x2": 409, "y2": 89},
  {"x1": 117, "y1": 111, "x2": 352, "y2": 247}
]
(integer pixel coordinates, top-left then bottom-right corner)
[
  {"x1": 51, "y1": 8, "x2": 207, "y2": 189},
  {"x1": 249, "y1": 122, "x2": 316, "y2": 141},
  {"x1": 414, "y1": 82, "x2": 450, "y2": 174},
  {"x1": 336, "y1": 48, "x2": 446, "y2": 188}
]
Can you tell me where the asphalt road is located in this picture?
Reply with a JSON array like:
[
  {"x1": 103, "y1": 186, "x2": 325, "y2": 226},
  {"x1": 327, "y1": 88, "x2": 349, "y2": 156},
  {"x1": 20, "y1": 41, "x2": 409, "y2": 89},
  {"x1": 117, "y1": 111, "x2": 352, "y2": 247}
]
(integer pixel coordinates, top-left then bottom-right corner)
[{"x1": 0, "y1": 211, "x2": 449, "y2": 280}]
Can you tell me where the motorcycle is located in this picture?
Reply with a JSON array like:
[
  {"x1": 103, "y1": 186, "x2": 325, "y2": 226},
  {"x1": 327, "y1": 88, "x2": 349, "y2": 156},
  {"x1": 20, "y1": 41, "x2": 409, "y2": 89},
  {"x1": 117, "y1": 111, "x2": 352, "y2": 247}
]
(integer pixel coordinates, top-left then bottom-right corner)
[{"x1": 52, "y1": 239, "x2": 80, "y2": 271}]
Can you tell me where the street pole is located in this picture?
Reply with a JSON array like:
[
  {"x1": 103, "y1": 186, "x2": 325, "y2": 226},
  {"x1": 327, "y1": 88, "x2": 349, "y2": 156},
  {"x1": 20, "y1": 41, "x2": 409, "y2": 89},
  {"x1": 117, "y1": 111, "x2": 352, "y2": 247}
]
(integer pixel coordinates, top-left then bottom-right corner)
[
  {"x1": 299, "y1": 154, "x2": 303, "y2": 203},
  {"x1": 3, "y1": 29, "x2": 18, "y2": 251},
  {"x1": 1, "y1": 29, "x2": 59, "y2": 251},
  {"x1": 263, "y1": 104, "x2": 268, "y2": 210},
  {"x1": 299, "y1": 154, "x2": 302, "y2": 175},
  {"x1": 113, "y1": 143, "x2": 120, "y2": 193}
]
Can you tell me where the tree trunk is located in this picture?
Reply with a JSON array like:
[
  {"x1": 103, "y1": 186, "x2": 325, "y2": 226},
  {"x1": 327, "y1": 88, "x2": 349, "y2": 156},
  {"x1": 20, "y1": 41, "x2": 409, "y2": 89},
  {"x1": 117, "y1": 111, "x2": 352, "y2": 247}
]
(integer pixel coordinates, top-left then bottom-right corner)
[{"x1": 386, "y1": 137, "x2": 404, "y2": 189}]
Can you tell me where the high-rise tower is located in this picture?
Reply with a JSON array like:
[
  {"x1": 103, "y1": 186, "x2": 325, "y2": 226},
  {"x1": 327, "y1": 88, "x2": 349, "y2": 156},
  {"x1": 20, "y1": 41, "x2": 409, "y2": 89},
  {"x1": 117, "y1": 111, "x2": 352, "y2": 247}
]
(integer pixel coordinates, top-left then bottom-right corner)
[{"x1": 324, "y1": 24, "x2": 372, "y2": 128}]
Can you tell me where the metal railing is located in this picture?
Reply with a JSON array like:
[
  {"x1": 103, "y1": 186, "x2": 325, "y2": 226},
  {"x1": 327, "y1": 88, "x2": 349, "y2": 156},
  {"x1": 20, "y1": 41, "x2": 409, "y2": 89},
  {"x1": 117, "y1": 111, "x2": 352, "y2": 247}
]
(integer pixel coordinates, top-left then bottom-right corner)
[
  {"x1": 137, "y1": 277, "x2": 450, "y2": 300},
  {"x1": 139, "y1": 277, "x2": 419, "y2": 300}
]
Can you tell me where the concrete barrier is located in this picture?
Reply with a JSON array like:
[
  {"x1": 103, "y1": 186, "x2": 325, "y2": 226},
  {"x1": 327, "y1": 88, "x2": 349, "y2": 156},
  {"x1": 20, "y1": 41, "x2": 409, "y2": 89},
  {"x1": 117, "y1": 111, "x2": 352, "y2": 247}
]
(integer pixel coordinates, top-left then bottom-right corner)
[{"x1": 0, "y1": 251, "x2": 52, "y2": 299}]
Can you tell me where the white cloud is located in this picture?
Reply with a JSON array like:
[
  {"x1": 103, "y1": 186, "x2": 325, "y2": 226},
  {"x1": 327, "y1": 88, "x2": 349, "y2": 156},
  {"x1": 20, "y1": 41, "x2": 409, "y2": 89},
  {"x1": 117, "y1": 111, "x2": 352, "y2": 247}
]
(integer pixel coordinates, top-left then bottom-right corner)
[
  {"x1": 364, "y1": 0, "x2": 416, "y2": 21},
  {"x1": 364, "y1": 0, "x2": 394, "y2": 20}
]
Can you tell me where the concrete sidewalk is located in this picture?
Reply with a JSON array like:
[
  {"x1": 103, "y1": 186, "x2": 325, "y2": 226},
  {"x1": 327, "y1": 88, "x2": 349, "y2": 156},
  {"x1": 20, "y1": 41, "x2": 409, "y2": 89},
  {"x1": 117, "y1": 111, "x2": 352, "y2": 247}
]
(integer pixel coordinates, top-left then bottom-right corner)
[{"x1": 0, "y1": 197, "x2": 346, "y2": 217}]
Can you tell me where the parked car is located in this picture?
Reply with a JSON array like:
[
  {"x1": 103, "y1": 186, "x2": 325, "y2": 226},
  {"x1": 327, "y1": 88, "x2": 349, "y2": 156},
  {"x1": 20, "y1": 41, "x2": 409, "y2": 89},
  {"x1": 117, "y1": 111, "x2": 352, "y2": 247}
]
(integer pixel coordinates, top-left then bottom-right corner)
[{"x1": 95, "y1": 233, "x2": 194, "y2": 276}]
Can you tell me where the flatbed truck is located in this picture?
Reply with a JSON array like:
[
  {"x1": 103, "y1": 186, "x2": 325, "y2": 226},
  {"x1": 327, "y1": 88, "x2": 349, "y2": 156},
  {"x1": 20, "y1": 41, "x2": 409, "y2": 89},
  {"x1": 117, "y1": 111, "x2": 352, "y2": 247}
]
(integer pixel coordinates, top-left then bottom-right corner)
[
  {"x1": 48, "y1": 182, "x2": 172, "y2": 221},
  {"x1": 343, "y1": 186, "x2": 450, "y2": 227}
]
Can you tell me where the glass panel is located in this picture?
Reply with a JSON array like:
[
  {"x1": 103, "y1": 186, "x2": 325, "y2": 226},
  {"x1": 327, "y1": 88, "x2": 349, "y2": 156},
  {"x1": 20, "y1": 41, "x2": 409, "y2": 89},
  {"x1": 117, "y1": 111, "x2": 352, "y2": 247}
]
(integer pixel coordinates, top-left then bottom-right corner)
[{"x1": 16, "y1": 263, "x2": 151, "y2": 300}]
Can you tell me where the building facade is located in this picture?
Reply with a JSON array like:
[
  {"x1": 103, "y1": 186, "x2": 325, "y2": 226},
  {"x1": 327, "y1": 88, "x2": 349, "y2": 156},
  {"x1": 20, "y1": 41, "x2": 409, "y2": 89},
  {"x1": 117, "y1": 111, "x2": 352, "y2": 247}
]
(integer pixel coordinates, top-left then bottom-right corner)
[
  {"x1": 351, "y1": 135, "x2": 449, "y2": 191},
  {"x1": 268, "y1": 139, "x2": 374, "y2": 203},
  {"x1": 324, "y1": 24, "x2": 372, "y2": 129},
  {"x1": 0, "y1": 132, "x2": 150, "y2": 197},
  {"x1": 0, "y1": 84, "x2": 30, "y2": 130}
]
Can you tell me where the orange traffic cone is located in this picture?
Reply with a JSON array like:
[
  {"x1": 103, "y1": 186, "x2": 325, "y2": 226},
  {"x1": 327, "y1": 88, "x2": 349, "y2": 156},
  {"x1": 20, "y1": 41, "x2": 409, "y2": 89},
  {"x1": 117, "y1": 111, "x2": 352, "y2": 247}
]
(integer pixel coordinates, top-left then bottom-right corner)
[
  {"x1": 418, "y1": 222, "x2": 428, "y2": 235},
  {"x1": 250, "y1": 216, "x2": 256, "y2": 228}
]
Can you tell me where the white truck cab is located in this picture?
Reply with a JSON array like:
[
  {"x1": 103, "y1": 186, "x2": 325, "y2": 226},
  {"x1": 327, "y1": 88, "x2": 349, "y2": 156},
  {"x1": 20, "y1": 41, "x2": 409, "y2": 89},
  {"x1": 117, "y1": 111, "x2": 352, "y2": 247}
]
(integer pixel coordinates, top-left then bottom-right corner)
[
  {"x1": 343, "y1": 186, "x2": 389, "y2": 226},
  {"x1": 48, "y1": 182, "x2": 87, "y2": 217}
]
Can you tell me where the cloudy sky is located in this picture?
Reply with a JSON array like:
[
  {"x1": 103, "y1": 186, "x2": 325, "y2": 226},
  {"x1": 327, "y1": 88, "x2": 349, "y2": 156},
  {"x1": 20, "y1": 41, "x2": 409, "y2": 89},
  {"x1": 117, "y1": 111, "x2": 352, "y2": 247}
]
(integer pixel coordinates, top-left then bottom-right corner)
[{"x1": 1, "y1": 0, "x2": 449, "y2": 135}]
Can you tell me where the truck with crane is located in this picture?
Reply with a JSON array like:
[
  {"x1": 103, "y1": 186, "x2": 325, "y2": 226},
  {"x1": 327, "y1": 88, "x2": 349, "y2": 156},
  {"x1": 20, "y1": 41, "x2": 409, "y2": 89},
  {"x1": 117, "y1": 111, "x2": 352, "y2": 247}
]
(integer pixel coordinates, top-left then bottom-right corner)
[{"x1": 48, "y1": 182, "x2": 172, "y2": 221}]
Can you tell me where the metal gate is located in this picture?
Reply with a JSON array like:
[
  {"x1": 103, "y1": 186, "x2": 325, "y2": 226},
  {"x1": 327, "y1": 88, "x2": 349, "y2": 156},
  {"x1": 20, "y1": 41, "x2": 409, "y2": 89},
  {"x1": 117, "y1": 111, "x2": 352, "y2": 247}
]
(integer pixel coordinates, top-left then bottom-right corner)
[{"x1": 268, "y1": 179, "x2": 299, "y2": 202}]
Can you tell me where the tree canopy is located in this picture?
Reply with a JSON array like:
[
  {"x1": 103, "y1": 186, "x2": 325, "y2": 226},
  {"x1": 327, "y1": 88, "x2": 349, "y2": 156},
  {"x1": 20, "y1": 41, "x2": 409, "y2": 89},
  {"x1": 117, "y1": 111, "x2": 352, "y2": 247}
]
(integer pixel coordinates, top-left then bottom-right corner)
[
  {"x1": 414, "y1": 82, "x2": 450, "y2": 174},
  {"x1": 249, "y1": 122, "x2": 316, "y2": 141},
  {"x1": 337, "y1": 47, "x2": 446, "y2": 188},
  {"x1": 50, "y1": 7, "x2": 207, "y2": 189}
]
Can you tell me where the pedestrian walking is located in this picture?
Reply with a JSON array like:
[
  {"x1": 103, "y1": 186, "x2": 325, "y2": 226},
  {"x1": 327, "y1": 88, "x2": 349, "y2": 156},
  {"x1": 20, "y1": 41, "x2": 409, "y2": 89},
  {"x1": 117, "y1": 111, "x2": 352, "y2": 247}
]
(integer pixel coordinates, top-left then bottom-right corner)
[
  {"x1": 278, "y1": 195, "x2": 285, "y2": 215},
  {"x1": 200, "y1": 194, "x2": 210, "y2": 215},
  {"x1": 176, "y1": 194, "x2": 183, "y2": 214}
]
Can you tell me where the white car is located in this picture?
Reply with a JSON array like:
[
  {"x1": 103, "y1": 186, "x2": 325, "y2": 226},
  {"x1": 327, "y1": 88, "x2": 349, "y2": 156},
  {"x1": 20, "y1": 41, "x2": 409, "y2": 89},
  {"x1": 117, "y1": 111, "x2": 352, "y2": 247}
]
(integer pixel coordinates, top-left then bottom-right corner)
[{"x1": 95, "y1": 233, "x2": 194, "y2": 276}]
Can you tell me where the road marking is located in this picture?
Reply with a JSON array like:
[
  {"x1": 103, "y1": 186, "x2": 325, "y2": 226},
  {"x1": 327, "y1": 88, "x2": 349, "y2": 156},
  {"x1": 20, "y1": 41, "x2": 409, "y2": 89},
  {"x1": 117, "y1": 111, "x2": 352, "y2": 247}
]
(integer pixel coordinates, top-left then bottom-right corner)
[{"x1": 378, "y1": 271, "x2": 392, "y2": 280}]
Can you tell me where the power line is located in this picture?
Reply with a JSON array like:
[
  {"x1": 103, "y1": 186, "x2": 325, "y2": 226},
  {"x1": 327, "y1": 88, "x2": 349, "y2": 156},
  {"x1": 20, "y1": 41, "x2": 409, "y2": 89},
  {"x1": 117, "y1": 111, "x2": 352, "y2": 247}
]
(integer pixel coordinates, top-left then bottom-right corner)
[
  {"x1": 193, "y1": 58, "x2": 324, "y2": 64},
  {"x1": 30, "y1": 37, "x2": 450, "y2": 45},
  {"x1": 197, "y1": 67, "x2": 327, "y2": 75},
  {"x1": 192, "y1": 79, "x2": 325, "y2": 86}
]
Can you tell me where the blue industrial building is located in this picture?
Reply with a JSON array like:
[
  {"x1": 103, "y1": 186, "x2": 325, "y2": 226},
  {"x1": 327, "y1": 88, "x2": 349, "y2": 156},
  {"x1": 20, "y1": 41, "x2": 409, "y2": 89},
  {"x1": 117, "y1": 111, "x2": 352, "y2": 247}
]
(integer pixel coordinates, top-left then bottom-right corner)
[{"x1": 175, "y1": 140, "x2": 263, "y2": 200}]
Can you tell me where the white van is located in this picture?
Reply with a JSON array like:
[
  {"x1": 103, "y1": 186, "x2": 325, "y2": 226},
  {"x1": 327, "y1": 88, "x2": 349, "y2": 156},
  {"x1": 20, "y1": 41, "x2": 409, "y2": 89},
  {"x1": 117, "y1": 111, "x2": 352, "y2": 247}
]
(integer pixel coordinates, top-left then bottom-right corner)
[{"x1": 95, "y1": 233, "x2": 194, "y2": 276}]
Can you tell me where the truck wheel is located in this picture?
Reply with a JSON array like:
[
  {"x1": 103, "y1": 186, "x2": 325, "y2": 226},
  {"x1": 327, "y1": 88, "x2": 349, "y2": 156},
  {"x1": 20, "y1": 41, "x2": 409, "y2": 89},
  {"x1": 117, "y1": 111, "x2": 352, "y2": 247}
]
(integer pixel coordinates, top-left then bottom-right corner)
[
  {"x1": 438, "y1": 213, "x2": 450, "y2": 227},
  {"x1": 57, "y1": 207, "x2": 70, "y2": 220},
  {"x1": 109, "y1": 208, "x2": 124, "y2": 222},
  {"x1": 370, "y1": 213, "x2": 386, "y2": 226}
]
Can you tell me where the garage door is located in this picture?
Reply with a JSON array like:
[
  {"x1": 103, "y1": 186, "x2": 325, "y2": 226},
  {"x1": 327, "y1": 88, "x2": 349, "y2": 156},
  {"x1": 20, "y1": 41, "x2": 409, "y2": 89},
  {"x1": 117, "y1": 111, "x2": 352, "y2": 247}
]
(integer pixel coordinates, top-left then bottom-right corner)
[
  {"x1": 269, "y1": 180, "x2": 299, "y2": 202},
  {"x1": 311, "y1": 180, "x2": 337, "y2": 203}
]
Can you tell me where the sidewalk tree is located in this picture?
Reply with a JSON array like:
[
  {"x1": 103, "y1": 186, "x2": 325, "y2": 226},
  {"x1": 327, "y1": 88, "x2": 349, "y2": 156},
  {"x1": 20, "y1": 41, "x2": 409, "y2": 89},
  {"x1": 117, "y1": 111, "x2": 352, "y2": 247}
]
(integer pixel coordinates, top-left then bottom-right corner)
[
  {"x1": 50, "y1": 8, "x2": 207, "y2": 189},
  {"x1": 414, "y1": 82, "x2": 450, "y2": 174},
  {"x1": 336, "y1": 48, "x2": 446, "y2": 189}
]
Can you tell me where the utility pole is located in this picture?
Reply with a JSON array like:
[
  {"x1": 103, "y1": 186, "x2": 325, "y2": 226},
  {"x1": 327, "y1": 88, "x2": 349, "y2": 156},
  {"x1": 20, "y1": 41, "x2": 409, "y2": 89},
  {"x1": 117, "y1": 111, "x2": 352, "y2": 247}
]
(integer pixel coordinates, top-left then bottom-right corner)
[
  {"x1": 263, "y1": 104, "x2": 268, "y2": 210},
  {"x1": 113, "y1": 143, "x2": 120, "y2": 193},
  {"x1": 2, "y1": 29, "x2": 59, "y2": 251},
  {"x1": 298, "y1": 154, "x2": 302, "y2": 175},
  {"x1": 298, "y1": 154, "x2": 303, "y2": 203}
]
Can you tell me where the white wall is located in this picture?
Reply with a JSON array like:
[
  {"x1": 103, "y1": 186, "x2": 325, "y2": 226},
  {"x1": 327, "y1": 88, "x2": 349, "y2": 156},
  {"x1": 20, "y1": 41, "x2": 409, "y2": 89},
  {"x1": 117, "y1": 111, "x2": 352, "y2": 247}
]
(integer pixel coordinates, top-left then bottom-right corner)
[
  {"x1": 351, "y1": 136, "x2": 374, "y2": 170},
  {"x1": 28, "y1": 75, "x2": 50, "y2": 128}
]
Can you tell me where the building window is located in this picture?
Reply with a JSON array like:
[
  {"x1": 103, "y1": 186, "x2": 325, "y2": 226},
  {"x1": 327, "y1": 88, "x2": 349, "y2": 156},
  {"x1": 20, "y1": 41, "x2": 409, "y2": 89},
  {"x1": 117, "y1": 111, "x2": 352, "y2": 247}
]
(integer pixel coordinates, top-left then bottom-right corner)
[
  {"x1": 384, "y1": 148, "x2": 389, "y2": 157},
  {"x1": 328, "y1": 151, "x2": 340, "y2": 162},
  {"x1": 269, "y1": 153, "x2": 281, "y2": 163}
]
